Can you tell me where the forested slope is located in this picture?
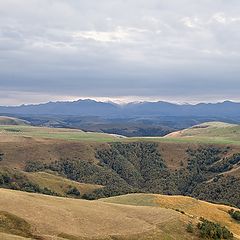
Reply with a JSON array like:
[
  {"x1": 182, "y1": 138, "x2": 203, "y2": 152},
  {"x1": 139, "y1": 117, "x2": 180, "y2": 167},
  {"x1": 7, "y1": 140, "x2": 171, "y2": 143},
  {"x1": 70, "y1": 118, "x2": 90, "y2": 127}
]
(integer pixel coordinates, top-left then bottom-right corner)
[{"x1": 23, "y1": 142, "x2": 240, "y2": 207}]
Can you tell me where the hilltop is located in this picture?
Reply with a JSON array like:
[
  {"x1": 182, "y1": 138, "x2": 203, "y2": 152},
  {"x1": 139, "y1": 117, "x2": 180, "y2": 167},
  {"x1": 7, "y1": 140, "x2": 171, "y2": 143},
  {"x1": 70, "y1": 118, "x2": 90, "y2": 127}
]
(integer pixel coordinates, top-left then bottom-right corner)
[
  {"x1": 0, "y1": 116, "x2": 29, "y2": 126},
  {"x1": 0, "y1": 125, "x2": 120, "y2": 143},
  {"x1": 164, "y1": 121, "x2": 240, "y2": 144}
]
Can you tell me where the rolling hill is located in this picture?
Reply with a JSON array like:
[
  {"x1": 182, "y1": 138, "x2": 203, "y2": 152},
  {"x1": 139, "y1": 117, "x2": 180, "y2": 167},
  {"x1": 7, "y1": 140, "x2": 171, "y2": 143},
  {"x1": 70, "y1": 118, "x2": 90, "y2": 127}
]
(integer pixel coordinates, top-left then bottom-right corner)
[
  {"x1": 25, "y1": 171, "x2": 103, "y2": 197},
  {"x1": 0, "y1": 189, "x2": 195, "y2": 240},
  {"x1": 1, "y1": 121, "x2": 240, "y2": 145},
  {"x1": 0, "y1": 123, "x2": 239, "y2": 239},
  {"x1": 0, "y1": 189, "x2": 239, "y2": 240},
  {"x1": 0, "y1": 125, "x2": 121, "y2": 143},
  {"x1": 164, "y1": 121, "x2": 240, "y2": 144},
  {"x1": 0, "y1": 122, "x2": 240, "y2": 207},
  {"x1": 0, "y1": 116, "x2": 29, "y2": 126},
  {"x1": 102, "y1": 194, "x2": 240, "y2": 239}
]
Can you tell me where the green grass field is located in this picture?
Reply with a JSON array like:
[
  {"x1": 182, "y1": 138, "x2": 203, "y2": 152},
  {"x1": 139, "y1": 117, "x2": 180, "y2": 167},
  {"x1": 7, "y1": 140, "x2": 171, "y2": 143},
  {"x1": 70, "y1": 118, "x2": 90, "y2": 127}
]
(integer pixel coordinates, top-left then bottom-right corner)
[
  {"x1": 160, "y1": 121, "x2": 240, "y2": 145},
  {"x1": 0, "y1": 125, "x2": 121, "y2": 142},
  {"x1": 1, "y1": 121, "x2": 240, "y2": 145},
  {"x1": 133, "y1": 135, "x2": 240, "y2": 145}
]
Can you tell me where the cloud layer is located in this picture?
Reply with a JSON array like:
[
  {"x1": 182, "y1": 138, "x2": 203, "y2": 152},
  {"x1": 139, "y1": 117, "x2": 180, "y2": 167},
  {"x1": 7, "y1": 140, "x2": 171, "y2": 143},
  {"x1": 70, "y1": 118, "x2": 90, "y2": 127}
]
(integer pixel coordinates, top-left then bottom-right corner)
[{"x1": 0, "y1": 0, "x2": 240, "y2": 104}]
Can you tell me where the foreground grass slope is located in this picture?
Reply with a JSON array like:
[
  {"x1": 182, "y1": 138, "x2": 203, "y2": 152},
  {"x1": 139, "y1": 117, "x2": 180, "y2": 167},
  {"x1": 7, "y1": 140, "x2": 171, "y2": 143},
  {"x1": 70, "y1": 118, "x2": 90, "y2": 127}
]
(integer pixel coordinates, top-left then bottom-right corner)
[
  {"x1": 102, "y1": 194, "x2": 240, "y2": 239},
  {"x1": 0, "y1": 189, "x2": 198, "y2": 240}
]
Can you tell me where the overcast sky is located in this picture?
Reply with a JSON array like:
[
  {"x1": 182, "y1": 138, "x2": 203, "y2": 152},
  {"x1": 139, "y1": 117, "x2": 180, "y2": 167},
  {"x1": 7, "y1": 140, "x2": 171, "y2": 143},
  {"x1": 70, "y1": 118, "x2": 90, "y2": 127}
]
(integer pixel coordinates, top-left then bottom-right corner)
[{"x1": 0, "y1": 0, "x2": 240, "y2": 105}]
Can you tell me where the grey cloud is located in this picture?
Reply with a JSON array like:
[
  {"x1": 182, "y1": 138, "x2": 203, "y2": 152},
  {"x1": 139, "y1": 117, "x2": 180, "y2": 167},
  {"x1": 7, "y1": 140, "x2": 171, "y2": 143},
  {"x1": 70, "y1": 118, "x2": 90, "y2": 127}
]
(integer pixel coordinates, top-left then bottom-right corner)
[{"x1": 0, "y1": 0, "x2": 240, "y2": 104}]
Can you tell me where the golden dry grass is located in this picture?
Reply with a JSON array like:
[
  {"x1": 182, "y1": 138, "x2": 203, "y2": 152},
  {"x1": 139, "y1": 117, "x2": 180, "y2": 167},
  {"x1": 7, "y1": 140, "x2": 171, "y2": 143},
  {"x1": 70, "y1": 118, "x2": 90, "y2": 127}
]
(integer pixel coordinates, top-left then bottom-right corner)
[
  {"x1": 157, "y1": 141, "x2": 240, "y2": 171},
  {"x1": 102, "y1": 193, "x2": 240, "y2": 239},
  {"x1": 0, "y1": 137, "x2": 105, "y2": 169},
  {"x1": 26, "y1": 171, "x2": 103, "y2": 196},
  {"x1": 0, "y1": 189, "x2": 197, "y2": 240},
  {"x1": 157, "y1": 142, "x2": 195, "y2": 170},
  {"x1": 154, "y1": 195, "x2": 240, "y2": 236},
  {"x1": 0, "y1": 232, "x2": 29, "y2": 240},
  {"x1": 0, "y1": 132, "x2": 240, "y2": 176}
]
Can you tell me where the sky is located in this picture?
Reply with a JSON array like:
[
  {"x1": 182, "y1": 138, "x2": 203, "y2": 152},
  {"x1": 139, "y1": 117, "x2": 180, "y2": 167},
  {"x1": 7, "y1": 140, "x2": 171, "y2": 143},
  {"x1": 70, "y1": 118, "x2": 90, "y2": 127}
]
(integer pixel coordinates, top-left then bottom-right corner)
[{"x1": 0, "y1": 0, "x2": 240, "y2": 105}]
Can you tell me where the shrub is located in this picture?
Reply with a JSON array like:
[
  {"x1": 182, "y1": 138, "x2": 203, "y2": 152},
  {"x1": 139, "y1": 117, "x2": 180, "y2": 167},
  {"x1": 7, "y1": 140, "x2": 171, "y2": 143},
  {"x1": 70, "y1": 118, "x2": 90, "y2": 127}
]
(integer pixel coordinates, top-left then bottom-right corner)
[
  {"x1": 66, "y1": 186, "x2": 80, "y2": 197},
  {"x1": 186, "y1": 222, "x2": 194, "y2": 233},
  {"x1": 228, "y1": 209, "x2": 240, "y2": 221},
  {"x1": 24, "y1": 161, "x2": 46, "y2": 172},
  {"x1": 197, "y1": 218, "x2": 233, "y2": 239}
]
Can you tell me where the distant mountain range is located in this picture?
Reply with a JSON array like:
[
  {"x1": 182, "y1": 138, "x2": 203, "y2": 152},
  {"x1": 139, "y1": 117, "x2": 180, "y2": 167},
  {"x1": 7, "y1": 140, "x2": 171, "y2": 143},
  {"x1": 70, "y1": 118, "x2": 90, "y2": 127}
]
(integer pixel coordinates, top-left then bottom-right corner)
[{"x1": 0, "y1": 99, "x2": 240, "y2": 118}]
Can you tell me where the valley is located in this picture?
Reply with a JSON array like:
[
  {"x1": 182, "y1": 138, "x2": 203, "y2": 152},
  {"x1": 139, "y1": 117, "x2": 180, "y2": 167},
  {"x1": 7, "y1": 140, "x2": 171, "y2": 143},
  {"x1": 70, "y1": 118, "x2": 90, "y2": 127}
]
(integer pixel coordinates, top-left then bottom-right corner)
[
  {"x1": 0, "y1": 120, "x2": 239, "y2": 239},
  {"x1": 2, "y1": 0, "x2": 240, "y2": 239}
]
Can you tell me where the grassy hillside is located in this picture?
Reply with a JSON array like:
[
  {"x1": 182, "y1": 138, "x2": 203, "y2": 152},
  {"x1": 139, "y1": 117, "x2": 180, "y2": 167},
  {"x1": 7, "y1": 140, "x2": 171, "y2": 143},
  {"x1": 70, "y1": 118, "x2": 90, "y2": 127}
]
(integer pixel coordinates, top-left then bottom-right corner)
[
  {"x1": 0, "y1": 135, "x2": 239, "y2": 207},
  {"x1": 163, "y1": 122, "x2": 240, "y2": 145},
  {"x1": 0, "y1": 189, "x2": 199, "y2": 240},
  {"x1": 0, "y1": 167, "x2": 103, "y2": 199},
  {"x1": 2, "y1": 121, "x2": 240, "y2": 145},
  {"x1": 26, "y1": 171, "x2": 103, "y2": 197},
  {"x1": 0, "y1": 117, "x2": 29, "y2": 126},
  {"x1": 19, "y1": 142, "x2": 239, "y2": 208},
  {"x1": 0, "y1": 137, "x2": 102, "y2": 169},
  {"x1": 0, "y1": 123, "x2": 240, "y2": 206},
  {"x1": 0, "y1": 125, "x2": 121, "y2": 143},
  {"x1": 102, "y1": 194, "x2": 240, "y2": 239},
  {"x1": 0, "y1": 123, "x2": 240, "y2": 239}
]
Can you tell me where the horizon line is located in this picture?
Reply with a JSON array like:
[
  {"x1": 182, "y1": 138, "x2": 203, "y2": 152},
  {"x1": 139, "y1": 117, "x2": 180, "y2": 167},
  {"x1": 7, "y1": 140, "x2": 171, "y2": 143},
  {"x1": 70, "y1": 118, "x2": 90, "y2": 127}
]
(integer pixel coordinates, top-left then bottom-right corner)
[{"x1": 0, "y1": 98, "x2": 239, "y2": 108}]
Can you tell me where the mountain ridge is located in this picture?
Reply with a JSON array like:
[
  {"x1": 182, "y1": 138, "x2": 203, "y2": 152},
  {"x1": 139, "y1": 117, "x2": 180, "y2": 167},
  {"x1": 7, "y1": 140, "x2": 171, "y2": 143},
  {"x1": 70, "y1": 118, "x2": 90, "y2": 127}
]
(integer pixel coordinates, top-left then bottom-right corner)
[{"x1": 0, "y1": 99, "x2": 240, "y2": 118}]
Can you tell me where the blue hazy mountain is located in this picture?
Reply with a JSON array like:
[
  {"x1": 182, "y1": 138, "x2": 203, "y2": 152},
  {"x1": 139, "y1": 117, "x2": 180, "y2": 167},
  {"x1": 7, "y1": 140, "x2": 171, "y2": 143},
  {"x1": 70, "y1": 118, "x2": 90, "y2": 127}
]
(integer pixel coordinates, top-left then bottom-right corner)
[{"x1": 0, "y1": 99, "x2": 240, "y2": 118}]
